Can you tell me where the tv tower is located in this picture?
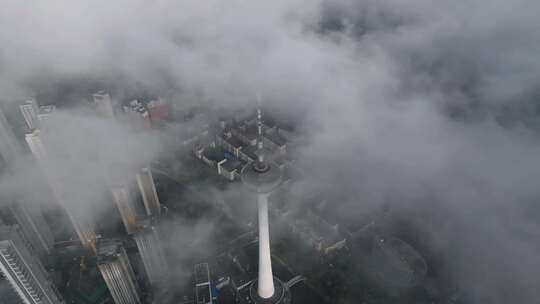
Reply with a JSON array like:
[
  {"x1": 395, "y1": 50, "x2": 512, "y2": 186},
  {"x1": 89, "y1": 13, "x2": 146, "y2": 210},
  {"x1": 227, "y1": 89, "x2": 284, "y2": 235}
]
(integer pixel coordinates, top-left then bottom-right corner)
[{"x1": 240, "y1": 106, "x2": 291, "y2": 304}]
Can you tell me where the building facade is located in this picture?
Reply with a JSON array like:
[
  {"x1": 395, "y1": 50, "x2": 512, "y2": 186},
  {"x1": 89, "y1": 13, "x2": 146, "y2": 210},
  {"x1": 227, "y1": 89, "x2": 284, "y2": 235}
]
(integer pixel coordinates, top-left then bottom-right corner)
[
  {"x1": 0, "y1": 107, "x2": 20, "y2": 168},
  {"x1": 8, "y1": 201, "x2": 54, "y2": 259},
  {"x1": 97, "y1": 239, "x2": 141, "y2": 304},
  {"x1": 110, "y1": 184, "x2": 139, "y2": 235},
  {"x1": 25, "y1": 129, "x2": 97, "y2": 253},
  {"x1": 133, "y1": 220, "x2": 167, "y2": 288},
  {"x1": 194, "y1": 263, "x2": 214, "y2": 304},
  {"x1": 136, "y1": 168, "x2": 161, "y2": 217},
  {"x1": 19, "y1": 99, "x2": 40, "y2": 131},
  {"x1": 92, "y1": 91, "x2": 115, "y2": 118},
  {"x1": 0, "y1": 225, "x2": 64, "y2": 304}
]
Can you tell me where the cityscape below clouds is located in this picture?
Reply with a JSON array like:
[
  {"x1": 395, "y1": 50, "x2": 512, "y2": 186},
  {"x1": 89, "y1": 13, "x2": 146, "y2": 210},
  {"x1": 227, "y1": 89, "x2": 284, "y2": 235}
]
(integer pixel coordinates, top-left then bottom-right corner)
[{"x1": 0, "y1": 1, "x2": 540, "y2": 304}]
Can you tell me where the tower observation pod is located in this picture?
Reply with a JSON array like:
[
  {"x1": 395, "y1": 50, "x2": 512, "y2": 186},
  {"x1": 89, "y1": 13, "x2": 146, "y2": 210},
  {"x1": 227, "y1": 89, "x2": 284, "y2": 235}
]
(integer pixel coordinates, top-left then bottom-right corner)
[{"x1": 240, "y1": 109, "x2": 291, "y2": 304}]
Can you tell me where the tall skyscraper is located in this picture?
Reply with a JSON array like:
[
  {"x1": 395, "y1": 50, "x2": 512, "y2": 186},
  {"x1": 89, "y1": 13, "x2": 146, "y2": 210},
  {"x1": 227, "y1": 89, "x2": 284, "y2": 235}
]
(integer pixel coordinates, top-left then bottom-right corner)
[
  {"x1": 136, "y1": 168, "x2": 161, "y2": 217},
  {"x1": 8, "y1": 201, "x2": 54, "y2": 259},
  {"x1": 62, "y1": 211, "x2": 96, "y2": 254},
  {"x1": 25, "y1": 129, "x2": 97, "y2": 253},
  {"x1": 97, "y1": 239, "x2": 141, "y2": 304},
  {"x1": 110, "y1": 183, "x2": 139, "y2": 235},
  {"x1": 92, "y1": 91, "x2": 115, "y2": 118},
  {"x1": 19, "y1": 99, "x2": 40, "y2": 131},
  {"x1": 0, "y1": 107, "x2": 20, "y2": 168},
  {"x1": 0, "y1": 225, "x2": 65, "y2": 304},
  {"x1": 133, "y1": 219, "x2": 167, "y2": 288},
  {"x1": 240, "y1": 109, "x2": 290, "y2": 304}
]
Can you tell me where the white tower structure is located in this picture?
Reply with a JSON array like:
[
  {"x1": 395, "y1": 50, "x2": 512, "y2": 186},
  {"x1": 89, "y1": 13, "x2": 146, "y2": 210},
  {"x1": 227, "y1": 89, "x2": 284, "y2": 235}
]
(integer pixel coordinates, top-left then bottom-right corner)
[{"x1": 240, "y1": 108, "x2": 291, "y2": 304}]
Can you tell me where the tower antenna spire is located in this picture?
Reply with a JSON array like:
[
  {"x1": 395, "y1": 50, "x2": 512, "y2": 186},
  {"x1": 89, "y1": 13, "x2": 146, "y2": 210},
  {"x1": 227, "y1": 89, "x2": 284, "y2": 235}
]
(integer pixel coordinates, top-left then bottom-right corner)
[{"x1": 256, "y1": 93, "x2": 264, "y2": 163}]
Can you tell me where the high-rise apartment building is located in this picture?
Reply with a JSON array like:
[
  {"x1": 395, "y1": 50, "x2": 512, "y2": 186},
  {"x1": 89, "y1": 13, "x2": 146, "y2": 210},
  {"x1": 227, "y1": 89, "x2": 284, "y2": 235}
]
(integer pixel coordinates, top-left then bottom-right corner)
[
  {"x1": 8, "y1": 201, "x2": 54, "y2": 259},
  {"x1": 133, "y1": 219, "x2": 167, "y2": 288},
  {"x1": 136, "y1": 168, "x2": 161, "y2": 217},
  {"x1": 97, "y1": 239, "x2": 141, "y2": 304},
  {"x1": 0, "y1": 225, "x2": 65, "y2": 304},
  {"x1": 25, "y1": 129, "x2": 97, "y2": 253},
  {"x1": 110, "y1": 183, "x2": 139, "y2": 235},
  {"x1": 0, "y1": 107, "x2": 20, "y2": 168}
]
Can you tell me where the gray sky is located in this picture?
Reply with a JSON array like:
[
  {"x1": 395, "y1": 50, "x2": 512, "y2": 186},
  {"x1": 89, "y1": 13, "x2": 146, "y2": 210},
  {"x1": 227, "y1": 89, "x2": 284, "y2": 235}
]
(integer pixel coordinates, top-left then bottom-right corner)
[{"x1": 1, "y1": 0, "x2": 540, "y2": 302}]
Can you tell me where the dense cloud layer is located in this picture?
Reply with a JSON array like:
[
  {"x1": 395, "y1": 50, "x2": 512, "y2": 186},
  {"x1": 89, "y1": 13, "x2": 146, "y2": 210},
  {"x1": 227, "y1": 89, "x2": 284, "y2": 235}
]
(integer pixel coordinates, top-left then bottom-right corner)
[{"x1": 1, "y1": 0, "x2": 540, "y2": 303}]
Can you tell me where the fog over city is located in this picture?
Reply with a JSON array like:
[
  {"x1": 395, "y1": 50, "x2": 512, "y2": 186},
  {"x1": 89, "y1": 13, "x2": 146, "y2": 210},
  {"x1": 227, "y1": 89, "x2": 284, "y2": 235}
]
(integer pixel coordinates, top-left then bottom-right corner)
[{"x1": 1, "y1": 0, "x2": 540, "y2": 303}]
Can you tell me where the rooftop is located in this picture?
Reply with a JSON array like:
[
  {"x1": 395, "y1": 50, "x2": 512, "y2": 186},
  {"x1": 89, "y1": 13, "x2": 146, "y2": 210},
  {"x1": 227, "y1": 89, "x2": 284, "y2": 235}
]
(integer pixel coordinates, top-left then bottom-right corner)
[
  {"x1": 262, "y1": 116, "x2": 277, "y2": 129},
  {"x1": 221, "y1": 134, "x2": 246, "y2": 149},
  {"x1": 221, "y1": 159, "x2": 243, "y2": 172},
  {"x1": 264, "y1": 131, "x2": 287, "y2": 147},
  {"x1": 242, "y1": 145, "x2": 259, "y2": 161},
  {"x1": 203, "y1": 146, "x2": 226, "y2": 162},
  {"x1": 243, "y1": 125, "x2": 258, "y2": 141},
  {"x1": 194, "y1": 263, "x2": 211, "y2": 285},
  {"x1": 93, "y1": 91, "x2": 108, "y2": 98},
  {"x1": 39, "y1": 105, "x2": 56, "y2": 114},
  {"x1": 96, "y1": 239, "x2": 122, "y2": 262}
]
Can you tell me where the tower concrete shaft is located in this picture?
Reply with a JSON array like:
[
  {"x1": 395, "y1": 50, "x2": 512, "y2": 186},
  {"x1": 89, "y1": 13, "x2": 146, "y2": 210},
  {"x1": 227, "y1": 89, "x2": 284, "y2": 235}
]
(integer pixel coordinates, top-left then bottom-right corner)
[
  {"x1": 241, "y1": 106, "x2": 283, "y2": 301},
  {"x1": 257, "y1": 193, "x2": 274, "y2": 298}
]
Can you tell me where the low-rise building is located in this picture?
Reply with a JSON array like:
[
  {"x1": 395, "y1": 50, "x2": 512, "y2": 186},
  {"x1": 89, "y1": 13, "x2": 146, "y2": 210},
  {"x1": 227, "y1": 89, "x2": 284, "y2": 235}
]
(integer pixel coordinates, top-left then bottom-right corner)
[
  {"x1": 218, "y1": 159, "x2": 245, "y2": 181},
  {"x1": 201, "y1": 146, "x2": 226, "y2": 167},
  {"x1": 274, "y1": 208, "x2": 346, "y2": 254},
  {"x1": 263, "y1": 129, "x2": 287, "y2": 155},
  {"x1": 231, "y1": 124, "x2": 258, "y2": 147},
  {"x1": 37, "y1": 105, "x2": 56, "y2": 124},
  {"x1": 194, "y1": 263, "x2": 215, "y2": 304},
  {"x1": 216, "y1": 132, "x2": 246, "y2": 159},
  {"x1": 92, "y1": 91, "x2": 115, "y2": 118},
  {"x1": 194, "y1": 110, "x2": 295, "y2": 182},
  {"x1": 123, "y1": 100, "x2": 152, "y2": 130},
  {"x1": 147, "y1": 98, "x2": 170, "y2": 124}
]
